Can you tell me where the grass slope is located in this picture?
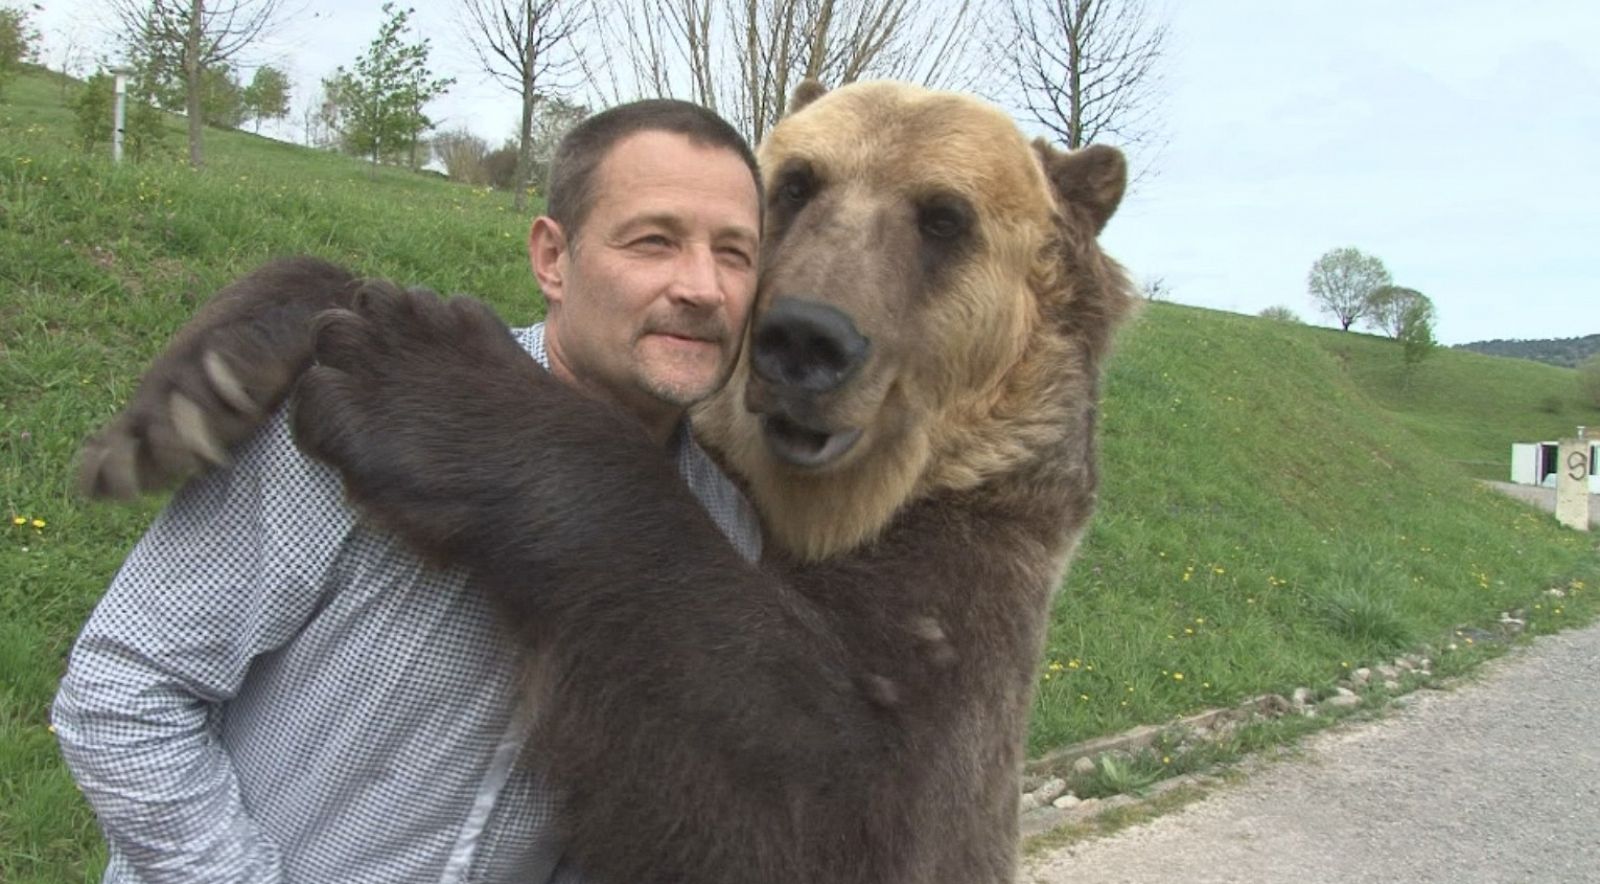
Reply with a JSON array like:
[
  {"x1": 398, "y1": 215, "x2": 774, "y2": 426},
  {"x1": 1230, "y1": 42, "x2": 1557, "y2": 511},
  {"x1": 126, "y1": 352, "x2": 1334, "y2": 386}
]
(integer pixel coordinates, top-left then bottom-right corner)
[{"x1": 4, "y1": 69, "x2": 1599, "y2": 880}]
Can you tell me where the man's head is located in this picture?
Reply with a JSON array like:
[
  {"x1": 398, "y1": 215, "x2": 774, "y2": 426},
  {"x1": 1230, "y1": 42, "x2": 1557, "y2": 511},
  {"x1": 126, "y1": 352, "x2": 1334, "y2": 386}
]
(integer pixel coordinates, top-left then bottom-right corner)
[{"x1": 531, "y1": 100, "x2": 763, "y2": 440}]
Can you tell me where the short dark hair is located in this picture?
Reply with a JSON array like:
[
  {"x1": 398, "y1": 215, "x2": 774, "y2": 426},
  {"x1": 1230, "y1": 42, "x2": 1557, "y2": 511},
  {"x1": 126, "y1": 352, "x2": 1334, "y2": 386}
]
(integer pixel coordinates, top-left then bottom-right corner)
[{"x1": 545, "y1": 99, "x2": 763, "y2": 243}]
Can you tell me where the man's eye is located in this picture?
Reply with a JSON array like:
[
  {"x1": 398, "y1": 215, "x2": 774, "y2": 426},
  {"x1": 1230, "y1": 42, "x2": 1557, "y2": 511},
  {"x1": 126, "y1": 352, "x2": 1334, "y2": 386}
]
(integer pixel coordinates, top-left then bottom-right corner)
[
  {"x1": 719, "y1": 248, "x2": 753, "y2": 268},
  {"x1": 633, "y1": 235, "x2": 672, "y2": 248}
]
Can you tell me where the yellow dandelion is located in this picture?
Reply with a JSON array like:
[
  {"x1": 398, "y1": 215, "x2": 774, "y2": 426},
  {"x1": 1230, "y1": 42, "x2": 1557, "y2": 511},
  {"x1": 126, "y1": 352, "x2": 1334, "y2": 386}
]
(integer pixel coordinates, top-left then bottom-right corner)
[
  {"x1": 1067, "y1": 659, "x2": 1081, "y2": 669},
  {"x1": 1172, "y1": 672, "x2": 1185, "y2": 681},
  {"x1": 1079, "y1": 694, "x2": 1089, "y2": 702},
  {"x1": 31, "y1": 518, "x2": 45, "y2": 529},
  {"x1": 1162, "y1": 756, "x2": 1171, "y2": 764},
  {"x1": 11, "y1": 516, "x2": 24, "y2": 526}
]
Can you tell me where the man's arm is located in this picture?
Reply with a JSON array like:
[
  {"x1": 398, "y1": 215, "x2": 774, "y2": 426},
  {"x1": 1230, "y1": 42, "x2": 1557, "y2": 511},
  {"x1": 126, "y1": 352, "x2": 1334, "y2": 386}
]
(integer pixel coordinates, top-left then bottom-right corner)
[{"x1": 54, "y1": 412, "x2": 353, "y2": 884}]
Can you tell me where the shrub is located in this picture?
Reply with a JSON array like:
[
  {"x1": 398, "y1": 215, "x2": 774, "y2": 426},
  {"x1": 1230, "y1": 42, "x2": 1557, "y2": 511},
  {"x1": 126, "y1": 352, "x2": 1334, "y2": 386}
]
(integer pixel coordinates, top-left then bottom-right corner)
[
  {"x1": 482, "y1": 144, "x2": 519, "y2": 191},
  {"x1": 1259, "y1": 305, "x2": 1300, "y2": 323},
  {"x1": 0, "y1": 6, "x2": 37, "y2": 101},
  {"x1": 71, "y1": 72, "x2": 169, "y2": 160}
]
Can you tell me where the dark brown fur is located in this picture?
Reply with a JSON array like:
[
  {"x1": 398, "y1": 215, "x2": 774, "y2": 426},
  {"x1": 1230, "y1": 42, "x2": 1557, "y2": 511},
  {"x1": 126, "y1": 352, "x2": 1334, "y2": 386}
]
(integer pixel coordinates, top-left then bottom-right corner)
[{"x1": 80, "y1": 83, "x2": 1135, "y2": 883}]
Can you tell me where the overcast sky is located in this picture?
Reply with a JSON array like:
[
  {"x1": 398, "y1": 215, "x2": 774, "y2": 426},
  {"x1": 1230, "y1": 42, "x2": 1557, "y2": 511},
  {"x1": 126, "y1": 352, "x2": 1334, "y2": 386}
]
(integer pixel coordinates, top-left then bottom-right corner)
[{"x1": 31, "y1": 1, "x2": 1598, "y2": 345}]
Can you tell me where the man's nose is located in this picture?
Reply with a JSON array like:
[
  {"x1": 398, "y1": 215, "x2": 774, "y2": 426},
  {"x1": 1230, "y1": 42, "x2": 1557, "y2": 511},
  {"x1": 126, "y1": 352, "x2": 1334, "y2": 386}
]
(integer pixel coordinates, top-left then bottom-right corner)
[{"x1": 667, "y1": 245, "x2": 724, "y2": 308}]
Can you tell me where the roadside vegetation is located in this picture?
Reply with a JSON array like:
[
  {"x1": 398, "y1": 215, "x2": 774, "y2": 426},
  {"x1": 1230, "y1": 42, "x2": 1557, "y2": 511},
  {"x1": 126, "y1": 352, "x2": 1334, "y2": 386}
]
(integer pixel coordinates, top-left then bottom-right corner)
[{"x1": 4, "y1": 67, "x2": 1599, "y2": 882}]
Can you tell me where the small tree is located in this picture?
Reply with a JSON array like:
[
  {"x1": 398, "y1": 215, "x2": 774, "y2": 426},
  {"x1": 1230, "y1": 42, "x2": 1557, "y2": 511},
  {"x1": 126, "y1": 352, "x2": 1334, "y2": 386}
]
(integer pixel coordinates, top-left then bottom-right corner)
[
  {"x1": 1397, "y1": 294, "x2": 1437, "y2": 382},
  {"x1": 1259, "y1": 305, "x2": 1301, "y2": 323},
  {"x1": 329, "y1": 3, "x2": 454, "y2": 168},
  {"x1": 241, "y1": 64, "x2": 290, "y2": 132},
  {"x1": 1364, "y1": 285, "x2": 1428, "y2": 339},
  {"x1": 0, "y1": 5, "x2": 38, "y2": 101},
  {"x1": 1308, "y1": 246, "x2": 1391, "y2": 331},
  {"x1": 110, "y1": 0, "x2": 289, "y2": 167},
  {"x1": 523, "y1": 95, "x2": 587, "y2": 193},
  {"x1": 1140, "y1": 275, "x2": 1170, "y2": 302},
  {"x1": 72, "y1": 71, "x2": 169, "y2": 159},
  {"x1": 1577, "y1": 354, "x2": 1600, "y2": 409}
]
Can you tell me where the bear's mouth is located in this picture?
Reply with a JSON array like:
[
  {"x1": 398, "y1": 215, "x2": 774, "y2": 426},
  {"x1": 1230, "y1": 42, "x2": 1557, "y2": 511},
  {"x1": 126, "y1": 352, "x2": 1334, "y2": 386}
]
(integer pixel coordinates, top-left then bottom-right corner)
[{"x1": 761, "y1": 414, "x2": 863, "y2": 468}]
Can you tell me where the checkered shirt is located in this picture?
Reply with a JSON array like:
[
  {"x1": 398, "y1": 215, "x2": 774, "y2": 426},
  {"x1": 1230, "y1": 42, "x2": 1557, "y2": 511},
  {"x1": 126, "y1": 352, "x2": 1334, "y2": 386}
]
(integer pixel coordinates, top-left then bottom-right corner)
[{"x1": 53, "y1": 323, "x2": 762, "y2": 883}]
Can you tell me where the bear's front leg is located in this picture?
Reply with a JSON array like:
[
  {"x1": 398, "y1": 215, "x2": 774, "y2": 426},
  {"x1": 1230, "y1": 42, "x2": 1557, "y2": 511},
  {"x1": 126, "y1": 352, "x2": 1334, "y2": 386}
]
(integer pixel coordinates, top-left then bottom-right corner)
[{"x1": 291, "y1": 281, "x2": 671, "y2": 571}]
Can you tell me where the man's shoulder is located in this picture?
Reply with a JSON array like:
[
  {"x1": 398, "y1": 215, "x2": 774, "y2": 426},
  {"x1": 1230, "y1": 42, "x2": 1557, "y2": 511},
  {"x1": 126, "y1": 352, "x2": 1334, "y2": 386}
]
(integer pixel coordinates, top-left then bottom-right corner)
[
  {"x1": 510, "y1": 323, "x2": 548, "y2": 369},
  {"x1": 676, "y1": 433, "x2": 763, "y2": 563}
]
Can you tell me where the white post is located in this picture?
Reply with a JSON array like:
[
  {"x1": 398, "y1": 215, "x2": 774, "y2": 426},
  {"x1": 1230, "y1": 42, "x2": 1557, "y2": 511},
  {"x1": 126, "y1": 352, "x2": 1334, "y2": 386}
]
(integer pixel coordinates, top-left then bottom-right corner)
[
  {"x1": 111, "y1": 67, "x2": 132, "y2": 164},
  {"x1": 1555, "y1": 432, "x2": 1592, "y2": 531}
]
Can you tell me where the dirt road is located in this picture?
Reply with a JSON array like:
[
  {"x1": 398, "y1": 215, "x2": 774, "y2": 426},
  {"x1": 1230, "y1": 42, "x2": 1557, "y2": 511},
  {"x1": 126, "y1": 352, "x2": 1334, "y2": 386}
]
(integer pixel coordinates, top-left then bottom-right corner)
[{"x1": 1021, "y1": 621, "x2": 1600, "y2": 884}]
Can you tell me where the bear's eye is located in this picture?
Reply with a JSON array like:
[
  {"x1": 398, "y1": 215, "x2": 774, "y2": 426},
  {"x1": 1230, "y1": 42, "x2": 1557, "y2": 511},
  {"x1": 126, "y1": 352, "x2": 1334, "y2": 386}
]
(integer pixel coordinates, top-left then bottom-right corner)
[
  {"x1": 917, "y1": 196, "x2": 972, "y2": 241},
  {"x1": 774, "y1": 162, "x2": 817, "y2": 209}
]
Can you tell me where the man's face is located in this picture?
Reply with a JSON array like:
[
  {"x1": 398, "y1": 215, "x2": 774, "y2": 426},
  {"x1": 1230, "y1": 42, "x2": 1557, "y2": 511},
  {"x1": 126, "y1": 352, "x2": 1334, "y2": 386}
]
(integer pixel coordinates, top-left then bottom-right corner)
[{"x1": 539, "y1": 130, "x2": 761, "y2": 427}]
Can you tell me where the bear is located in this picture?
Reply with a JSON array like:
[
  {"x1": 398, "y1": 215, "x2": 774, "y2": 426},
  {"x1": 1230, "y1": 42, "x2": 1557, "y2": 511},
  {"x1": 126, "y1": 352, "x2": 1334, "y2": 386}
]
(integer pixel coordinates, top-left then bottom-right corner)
[{"x1": 77, "y1": 80, "x2": 1134, "y2": 883}]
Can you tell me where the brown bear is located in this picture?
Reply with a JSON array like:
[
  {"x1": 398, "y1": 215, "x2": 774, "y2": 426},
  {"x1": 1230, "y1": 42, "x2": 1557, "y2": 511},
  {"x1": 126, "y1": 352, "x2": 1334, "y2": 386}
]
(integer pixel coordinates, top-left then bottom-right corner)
[{"x1": 78, "y1": 81, "x2": 1134, "y2": 883}]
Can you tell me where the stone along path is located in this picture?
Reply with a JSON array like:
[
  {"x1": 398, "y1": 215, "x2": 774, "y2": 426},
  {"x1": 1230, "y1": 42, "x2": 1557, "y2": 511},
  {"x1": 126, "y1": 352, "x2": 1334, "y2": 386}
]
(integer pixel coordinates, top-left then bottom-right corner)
[{"x1": 1021, "y1": 620, "x2": 1600, "y2": 884}]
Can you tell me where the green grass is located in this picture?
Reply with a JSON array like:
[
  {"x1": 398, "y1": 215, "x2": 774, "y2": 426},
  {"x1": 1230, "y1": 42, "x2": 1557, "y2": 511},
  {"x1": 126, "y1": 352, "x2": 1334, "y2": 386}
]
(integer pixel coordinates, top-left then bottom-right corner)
[{"x1": 4, "y1": 67, "x2": 1600, "y2": 880}]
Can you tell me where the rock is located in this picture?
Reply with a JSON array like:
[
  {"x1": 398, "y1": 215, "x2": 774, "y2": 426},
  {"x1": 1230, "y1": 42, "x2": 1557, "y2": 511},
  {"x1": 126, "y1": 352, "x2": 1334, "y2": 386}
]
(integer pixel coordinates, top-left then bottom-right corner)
[
  {"x1": 1072, "y1": 756, "x2": 1097, "y2": 777},
  {"x1": 1547, "y1": 588, "x2": 1567, "y2": 599},
  {"x1": 1034, "y1": 777, "x2": 1068, "y2": 805},
  {"x1": 1383, "y1": 680, "x2": 1401, "y2": 692},
  {"x1": 1052, "y1": 793, "x2": 1081, "y2": 810},
  {"x1": 1322, "y1": 687, "x2": 1362, "y2": 710},
  {"x1": 1499, "y1": 616, "x2": 1525, "y2": 635},
  {"x1": 1351, "y1": 667, "x2": 1372, "y2": 686},
  {"x1": 1418, "y1": 670, "x2": 1433, "y2": 679},
  {"x1": 1419, "y1": 658, "x2": 1433, "y2": 670},
  {"x1": 1395, "y1": 657, "x2": 1416, "y2": 672},
  {"x1": 1376, "y1": 665, "x2": 1400, "y2": 681},
  {"x1": 1251, "y1": 694, "x2": 1293, "y2": 717},
  {"x1": 1020, "y1": 792, "x2": 1042, "y2": 812},
  {"x1": 1291, "y1": 687, "x2": 1314, "y2": 707},
  {"x1": 1020, "y1": 773, "x2": 1047, "y2": 794}
]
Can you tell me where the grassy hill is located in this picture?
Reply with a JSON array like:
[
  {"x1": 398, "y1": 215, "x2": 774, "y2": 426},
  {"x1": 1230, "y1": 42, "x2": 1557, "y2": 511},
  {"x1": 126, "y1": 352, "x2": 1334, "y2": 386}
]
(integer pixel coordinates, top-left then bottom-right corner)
[{"x1": 5, "y1": 68, "x2": 1599, "y2": 881}]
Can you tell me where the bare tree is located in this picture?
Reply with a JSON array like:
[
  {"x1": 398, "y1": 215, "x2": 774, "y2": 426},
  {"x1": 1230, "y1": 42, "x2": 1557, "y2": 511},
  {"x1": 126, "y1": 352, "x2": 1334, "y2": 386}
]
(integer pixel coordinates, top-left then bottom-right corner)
[
  {"x1": 110, "y1": 0, "x2": 287, "y2": 167},
  {"x1": 582, "y1": 0, "x2": 990, "y2": 144},
  {"x1": 1307, "y1": 246, "x2": 1391, "y2": 332},
  {"x1": 433, "y1": 127, "x2": 492, "y2": 184},
  {"x1": 460, "y1": 0, "x2": 587, "y2": 211},
  {"x1": 1000, "y1": 0, "x2": 1168, "y2": 167}
]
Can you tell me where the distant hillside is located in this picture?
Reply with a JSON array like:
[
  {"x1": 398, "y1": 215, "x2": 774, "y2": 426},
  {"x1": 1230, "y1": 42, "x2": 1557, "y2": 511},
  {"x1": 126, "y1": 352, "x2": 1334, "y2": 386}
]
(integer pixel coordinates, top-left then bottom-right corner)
[{"x1": 1454, "y1": 333, "x2": 1600, "y2": 368}]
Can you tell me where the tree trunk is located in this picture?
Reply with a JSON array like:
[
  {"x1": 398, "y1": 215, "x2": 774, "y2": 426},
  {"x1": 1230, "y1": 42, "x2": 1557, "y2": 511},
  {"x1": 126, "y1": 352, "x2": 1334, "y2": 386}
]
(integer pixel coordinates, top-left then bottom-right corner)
[
  {"x1": 185, "y1": 0, "x2": 206, "y2": 167},
  {"x1": 512, "y1": 5, "x2": 538, "y2": 214}
]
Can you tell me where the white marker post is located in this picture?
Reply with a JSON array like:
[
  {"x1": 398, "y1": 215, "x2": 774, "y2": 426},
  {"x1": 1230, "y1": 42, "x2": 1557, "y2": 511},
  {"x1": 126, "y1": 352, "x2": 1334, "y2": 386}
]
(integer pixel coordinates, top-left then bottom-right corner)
[
  {"x1": 111, "y1": 67, "x2": 133, "y2": 164},
  {"x1": 1555, "y1": 430, "x2": 1592, "y2": 531}
]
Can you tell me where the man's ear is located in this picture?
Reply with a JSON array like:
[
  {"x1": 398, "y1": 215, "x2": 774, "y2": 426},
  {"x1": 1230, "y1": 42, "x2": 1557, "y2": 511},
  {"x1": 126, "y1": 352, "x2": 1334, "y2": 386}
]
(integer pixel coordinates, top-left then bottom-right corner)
[
  {"x1": 787, "y1": 79, "x2": 828, "y2": 116},
  {"x1": 1032, "y1": 139, "x2": 1127, "y2": 235},
  {"x1": 528, "y1": 216, "x2": 569, "y2": 308}
]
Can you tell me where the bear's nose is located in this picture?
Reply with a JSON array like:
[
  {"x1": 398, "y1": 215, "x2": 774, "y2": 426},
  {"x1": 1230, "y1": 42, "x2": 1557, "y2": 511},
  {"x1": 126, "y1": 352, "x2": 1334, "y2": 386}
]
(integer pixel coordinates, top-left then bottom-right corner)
[{"x1": 751, "y1": 297, "x2": 871, "y2": 394}]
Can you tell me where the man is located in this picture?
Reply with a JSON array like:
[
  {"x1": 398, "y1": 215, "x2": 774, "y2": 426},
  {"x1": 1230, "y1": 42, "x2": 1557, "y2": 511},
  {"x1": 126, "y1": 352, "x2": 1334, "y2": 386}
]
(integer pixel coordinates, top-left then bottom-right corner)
[{"x1": 52, "y1": 100, "x2": 764, "y2": 883}]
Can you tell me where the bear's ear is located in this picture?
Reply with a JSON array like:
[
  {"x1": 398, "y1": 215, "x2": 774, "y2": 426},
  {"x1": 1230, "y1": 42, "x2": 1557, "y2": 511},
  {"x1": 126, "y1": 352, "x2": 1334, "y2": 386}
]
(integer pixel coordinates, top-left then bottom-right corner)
[
  {"x1": 1032, "y1": 139, "x2": 1127, "y2": 235},
  {"x1": 788, "y1": 79, "x2": 828, "y2": 115}
]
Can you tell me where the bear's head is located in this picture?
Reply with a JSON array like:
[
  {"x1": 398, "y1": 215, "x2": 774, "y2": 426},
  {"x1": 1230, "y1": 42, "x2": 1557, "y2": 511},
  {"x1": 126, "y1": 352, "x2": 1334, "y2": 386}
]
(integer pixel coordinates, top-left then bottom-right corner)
[{"x1": 693, "y1": 81, "x2": 1134, "y2": 561}]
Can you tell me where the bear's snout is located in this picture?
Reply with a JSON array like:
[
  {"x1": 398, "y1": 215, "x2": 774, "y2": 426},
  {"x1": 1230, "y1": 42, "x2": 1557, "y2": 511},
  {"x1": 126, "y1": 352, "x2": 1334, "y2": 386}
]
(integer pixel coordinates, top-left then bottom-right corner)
[{"x1": 751, "y1": 297, "x2": 871, "y2": 394}]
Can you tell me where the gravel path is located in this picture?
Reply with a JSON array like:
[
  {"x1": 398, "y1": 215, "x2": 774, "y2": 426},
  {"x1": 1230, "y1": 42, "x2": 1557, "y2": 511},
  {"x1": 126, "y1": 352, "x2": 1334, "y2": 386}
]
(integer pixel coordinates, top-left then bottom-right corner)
[
  {"x1": 1482, "y1": 480, "x2": 1600, "y2": 527},
  {"x1": 1021, "y1": 621, "x2": 1600, "y2": 884}
]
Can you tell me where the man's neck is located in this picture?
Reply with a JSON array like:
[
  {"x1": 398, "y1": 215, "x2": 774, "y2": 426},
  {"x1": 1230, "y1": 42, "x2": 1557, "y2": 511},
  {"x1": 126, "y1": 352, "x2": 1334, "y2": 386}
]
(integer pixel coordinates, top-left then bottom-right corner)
[{"x1": 543, "y1": 339, "x2": 682, "y2": 448}]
